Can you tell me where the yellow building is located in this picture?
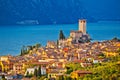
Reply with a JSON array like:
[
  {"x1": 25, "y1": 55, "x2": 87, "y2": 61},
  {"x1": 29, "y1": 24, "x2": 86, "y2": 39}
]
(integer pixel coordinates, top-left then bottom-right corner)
[
  {"x1": 0, "y1": 56, "x2": 14, "y2": 72},
  {"x1": 13, "y1": 63, "x2": 24, "y2": 74},
  {"x1": 0, "y1": 56, "x2": 9, "y2": 61},
  {"x1": 104, "y1": 51, "x2": 119, "y2": 57},
  {"x1": 48, "y1": 70, "x2": 64, "y2": 79},
  {"x1": 71, "y1": 70, "x2": 92, "y2": 79},
  {"x1": 0, "y1": 61, "x2": 10, "y2": 72},
  {"x1": 117, "y1": 43, "x2": 120, "y2": 47},
  {"x1": 71, "y1": 71, "x2": 78, "y2": 79}
]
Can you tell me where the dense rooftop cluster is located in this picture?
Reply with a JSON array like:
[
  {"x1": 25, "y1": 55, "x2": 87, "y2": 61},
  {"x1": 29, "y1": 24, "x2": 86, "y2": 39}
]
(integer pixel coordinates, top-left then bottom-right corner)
[{"x1": 0, "y1": 39, "x2": 120, "y2": 80}]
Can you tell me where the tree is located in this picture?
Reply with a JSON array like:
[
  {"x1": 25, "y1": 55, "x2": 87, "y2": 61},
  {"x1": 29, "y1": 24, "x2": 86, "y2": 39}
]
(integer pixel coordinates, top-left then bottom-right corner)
[
  {"x1": 1, "y1": 75, "x2": 6, "y2": 80},
  {"x1": 112, "y1": 37, "x2": 118, "y2": 40},
  {"x1": 57, "y1": 39, "x2": 59, "y2": 48},
  {"x1": 39, "y1": 76, "x2": 46, "y2": 80},
  {"x1": 37, "y1": 66, "x2": 41, "y2": 77},
  {"x1": 59, "y1": 30, "x2": 65, "y2": 40},
  {"x1": 112, "y1": 37, "x2": 120, "y2": 41},
  {"x1": 27, "y1": 46, "x2": 33, "y2": 50},
  {"x1": 29, "y1": 72, "x2": 33, "y2": 78},
  {"x1": 35, "y1": 43, "x2": 41, "y2": 48},
  {"x1": 117, "y1": 48, "x2": 120, "y2": 55},
  {"x1": 26, "y1": 71, "x2": 29, "y2": 77},
  {"x1": 59, "y1": 75, "x2": 64, "y2": 80},
  {"x1": 20, "y1": 46, "x2": 24, "y2": 56},
  {"x1": 66, "y1": 66, "x2": 73, "y2": 74},
  {"x1": 20, "y1": 45, "x2": 28, "y2": 56},
  {"x1": 32, "y1": 45, "x2": 36, "y2": 49},
  {"x1": 34, "y1": 68, "x2": 38, "y2": 77}
]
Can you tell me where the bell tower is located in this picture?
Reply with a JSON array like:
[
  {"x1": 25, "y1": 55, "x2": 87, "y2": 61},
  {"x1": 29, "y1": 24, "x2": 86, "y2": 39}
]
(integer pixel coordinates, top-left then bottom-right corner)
[{"x1": 79, "y1": 19, "x2": 86, "y2": 34}]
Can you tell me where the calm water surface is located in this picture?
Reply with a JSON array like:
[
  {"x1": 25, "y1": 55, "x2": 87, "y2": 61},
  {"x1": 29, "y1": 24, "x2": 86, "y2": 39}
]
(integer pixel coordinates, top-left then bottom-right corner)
[{"x1": 0, "y1": 21, "x2": 120, "y2": 55}]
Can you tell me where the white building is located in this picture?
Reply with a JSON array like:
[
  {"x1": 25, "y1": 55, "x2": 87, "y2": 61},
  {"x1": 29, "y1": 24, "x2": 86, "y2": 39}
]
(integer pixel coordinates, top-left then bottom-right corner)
[
  {"x1": 25, "y1": 66, "x2": 47, "y2": 76},
  {"x1": 25, "y1": 67, "x2": 36, "y2": 75},
  {"x1": 41, "y1": 66, "x2": 46, "y2": 75}
]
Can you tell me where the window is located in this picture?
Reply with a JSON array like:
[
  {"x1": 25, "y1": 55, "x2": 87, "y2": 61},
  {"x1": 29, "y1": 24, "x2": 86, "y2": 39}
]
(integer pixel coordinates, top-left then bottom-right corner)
[{"x1": 83, "y1": 20, "x2": 85, "y2": 23}]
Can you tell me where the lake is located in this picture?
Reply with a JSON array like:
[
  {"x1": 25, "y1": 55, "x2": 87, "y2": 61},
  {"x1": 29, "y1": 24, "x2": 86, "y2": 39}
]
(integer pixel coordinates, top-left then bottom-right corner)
[{"x1": 0, "y1": 21, "x2": 120, "y2": 56}]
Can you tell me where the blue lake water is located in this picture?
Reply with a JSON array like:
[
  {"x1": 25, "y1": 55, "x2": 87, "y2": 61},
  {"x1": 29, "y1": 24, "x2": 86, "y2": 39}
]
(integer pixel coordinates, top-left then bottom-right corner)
[{"x1": 0, "y1": 21, "x2": 120, "y2": 56}]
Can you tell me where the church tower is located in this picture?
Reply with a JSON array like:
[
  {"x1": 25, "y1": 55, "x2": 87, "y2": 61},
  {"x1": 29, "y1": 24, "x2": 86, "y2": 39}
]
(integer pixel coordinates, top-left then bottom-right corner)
[{"x1": 79, "y1": 19, "x2": 86, "y2": 34}]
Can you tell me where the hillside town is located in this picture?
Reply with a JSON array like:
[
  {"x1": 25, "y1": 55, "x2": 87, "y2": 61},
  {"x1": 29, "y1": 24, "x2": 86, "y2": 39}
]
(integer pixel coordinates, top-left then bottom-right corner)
[{"x1": 0, "y1": 20, "x2": 120, "y2": 80}]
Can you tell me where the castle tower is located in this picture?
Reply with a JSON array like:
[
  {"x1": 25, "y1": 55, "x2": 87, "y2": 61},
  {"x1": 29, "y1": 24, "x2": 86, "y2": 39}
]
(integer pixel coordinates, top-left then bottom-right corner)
[{"x1": 79, "y1": 19, "x2": 86, "y2": 34}]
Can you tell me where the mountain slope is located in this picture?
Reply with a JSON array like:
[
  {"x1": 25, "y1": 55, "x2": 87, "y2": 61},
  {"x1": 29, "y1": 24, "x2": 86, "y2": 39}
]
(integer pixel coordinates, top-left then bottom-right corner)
[{"x1": 0, "y1": 0, "x2": 97, "y2": 25}]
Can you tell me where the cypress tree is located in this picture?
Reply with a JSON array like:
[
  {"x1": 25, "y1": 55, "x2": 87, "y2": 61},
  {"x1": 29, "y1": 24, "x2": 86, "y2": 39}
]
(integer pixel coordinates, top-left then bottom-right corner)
[
  {"x1": 57, "y1": 40, "x2": 59, "y2": 47},
  {"x1": 27, "y1": 46, "x2": 33, "y2": 50},
  {"x1": 2, "y1": 75, "x2": 6, "y2": 80},
  {"x1": 27, "y1": 71, "x2": 29, "y2": 77},
  {"x1": 59, "y1": 30, "x2": 65, "y2": 40},
  {"x1": 20, "y1": 49, "x2": 23, "y2": 56},
  {"x1": 20, "y1": 45, "x2": 28, "y2": 55},
  {"x1": 34, "y1": 68, "x2": 38, "y2": 77},
  {"x1": 37, "y1": 66, "x2": 41, "y2": 77},
  {"x1": 35, "y1": 43, "x2": 41, "y2": 48}
]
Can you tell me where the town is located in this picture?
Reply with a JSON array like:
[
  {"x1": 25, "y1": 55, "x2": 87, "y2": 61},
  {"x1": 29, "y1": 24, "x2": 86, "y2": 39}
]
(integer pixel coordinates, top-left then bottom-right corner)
[{"x1": 0, "y1": 20, "x2": 120, "y2": 80}]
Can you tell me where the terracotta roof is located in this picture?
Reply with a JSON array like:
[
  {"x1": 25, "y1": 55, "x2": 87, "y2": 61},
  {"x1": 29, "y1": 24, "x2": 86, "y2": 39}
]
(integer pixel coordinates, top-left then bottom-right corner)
[
  {"x1": 70, "y1": 30, "x2": 82, "y2": 33},
  {"x1": 14, "y1": 64, "x2": 23, "y2": 66},
  {"x1": 49, "y1": 70, "x2": 59, "y2": 73},
  {"x1": 73, "y1": 60, "x2": 85, "y2": 63},
  {"x1": 2, "y1": 61, "x2": 9, "y2": 65},
  {"x1": 75, "y1": 70, "x2": 92, "y2": 74},
  {"x1": 31, "y1": 61, "x2": 53, "y2": 65}
]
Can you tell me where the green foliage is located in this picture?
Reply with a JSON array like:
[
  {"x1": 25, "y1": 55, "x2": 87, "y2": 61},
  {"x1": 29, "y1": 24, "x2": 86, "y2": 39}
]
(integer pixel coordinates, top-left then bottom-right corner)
[
  {"x1": 88, "y1": 56, "x2": 120, "y2": 80},
  {"x1": 66, "y1": 56, "x2": 120, "y2": 80},
  {"x1": 59, "y1": 75, "x2": 64, "y2": 80},
  {"x1": 26, "y1": 72, "x2": 33, "y2": 78},
  {"x1": 32, "y1": 66, "x2": 42, "y2": 78},
  {"x1": 20, "y1": 45, "x2": 28, "y2": 56},
  {"x1": 66, "y1": 63, "x2": 84, "y2": 73},
  {"x1": 112, "y1": 37, "x2": 118, "y2": 40},
  {"x1": 64, "y1": 76, "x2": 72, "y2": 80},
  {"x1": 25, "y1": 71, "x2": 33, "y2": 78},
  {"x1": 98, "y1": 53, "x2": 105, "y2": 57},
  {"x1": 26, "y1": 71, "x2": 29, "y2": 77},
  {"x1": 65, "y1": 55, "x2": 120, "y2": 80},
  {"x1": 20, "y1": 43, "x2": 41, "y2": 56},
  {"x1": 112, "y1": 37, "x2": 120, "y2": 41},
  {"x1": 34, "y1": 68, "x2": 38, "y2": 77},
  {"x1": 1, "y1": 75, "x2": 6, "y2": 80},
  {"x1": 57, "y1": 39, "x2": 59, "y2": 47},
  {"x1": 66, "y1": 67, "x2": 73, "y2": 74},
  {"x1": 37, "y1": 66, "x2": 41, "y2": 77},
  {"x1": 117, "y1": 48, "x2": 120, "y2": 55},
  {"x1": 27, "y1": 46, "x2": 33, "y2": 50},
  {"x1": 39, "y1": 76, "x2": 46, "y2": 80},
  {"x1": 59, "y1": 30, "x2": 65, "y2": 40},
  {"x1": 35, "y1": 43, "x2": 41, "y2": 48}
]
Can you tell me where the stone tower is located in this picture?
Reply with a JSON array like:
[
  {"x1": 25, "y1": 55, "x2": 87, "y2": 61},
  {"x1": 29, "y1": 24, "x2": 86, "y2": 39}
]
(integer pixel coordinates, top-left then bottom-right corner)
[{"x1": 79, "y1": 19, "x2": 86, "y2": 34}]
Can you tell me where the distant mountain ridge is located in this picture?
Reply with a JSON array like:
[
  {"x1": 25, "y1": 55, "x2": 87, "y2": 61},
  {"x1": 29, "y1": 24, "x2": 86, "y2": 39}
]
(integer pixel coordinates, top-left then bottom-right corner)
[{"x1": 0, "y1": 0, "x2": 97, "y2": 25}]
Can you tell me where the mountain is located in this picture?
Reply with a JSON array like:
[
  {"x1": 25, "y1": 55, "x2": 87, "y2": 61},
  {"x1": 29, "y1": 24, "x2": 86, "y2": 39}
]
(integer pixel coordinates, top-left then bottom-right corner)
[{"x1": 0, "y1": 0, "x2": 97, "y2": 25}]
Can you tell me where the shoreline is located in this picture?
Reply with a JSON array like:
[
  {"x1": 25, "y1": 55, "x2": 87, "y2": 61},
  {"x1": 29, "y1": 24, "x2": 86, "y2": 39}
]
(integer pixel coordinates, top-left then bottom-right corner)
[{"x1": 0, "y1": 38, "x2": 120, "y2": 57}]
